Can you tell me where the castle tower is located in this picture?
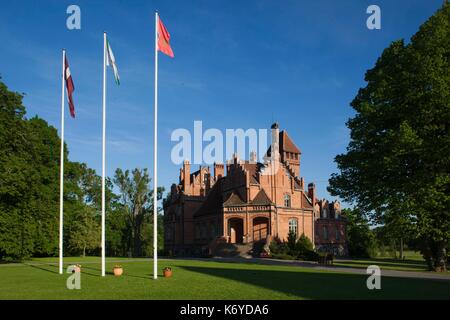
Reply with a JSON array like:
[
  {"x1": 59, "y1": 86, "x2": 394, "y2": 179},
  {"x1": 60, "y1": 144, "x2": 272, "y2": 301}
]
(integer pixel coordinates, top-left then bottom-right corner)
[{"x1": 279, "y1": 131, "x2": 301, "y2": 178}]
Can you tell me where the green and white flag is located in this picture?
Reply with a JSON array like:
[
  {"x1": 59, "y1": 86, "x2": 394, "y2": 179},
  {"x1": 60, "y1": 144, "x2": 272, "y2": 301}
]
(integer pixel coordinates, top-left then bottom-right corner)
[{"x1": 106, "y1": 39, "x2": 120, "y2": 85}]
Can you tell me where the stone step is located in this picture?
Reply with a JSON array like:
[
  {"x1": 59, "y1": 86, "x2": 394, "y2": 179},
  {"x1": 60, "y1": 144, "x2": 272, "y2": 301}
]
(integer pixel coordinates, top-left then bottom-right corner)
[{"x1": 212, "y1": 242, "x2": 258, "y2": 258}]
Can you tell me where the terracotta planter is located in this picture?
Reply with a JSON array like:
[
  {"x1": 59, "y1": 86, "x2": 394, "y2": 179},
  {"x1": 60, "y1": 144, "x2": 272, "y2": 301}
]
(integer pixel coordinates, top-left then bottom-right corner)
[
  {"x1": 113, "y1": 267, "x2": 123, "y2": 276},
  {"x1": 163, "y1": 269, "x2": 172, "y2": 278}
]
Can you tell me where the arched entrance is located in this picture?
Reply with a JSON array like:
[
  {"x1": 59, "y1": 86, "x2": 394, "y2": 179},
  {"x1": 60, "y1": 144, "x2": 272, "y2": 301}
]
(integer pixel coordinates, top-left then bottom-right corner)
[
  {"x1": 253, "y1": 217, "x2": 269, "y2": 242},
  {"x1": 228, "y1": 218, "x2": 244, "y2": 244}
]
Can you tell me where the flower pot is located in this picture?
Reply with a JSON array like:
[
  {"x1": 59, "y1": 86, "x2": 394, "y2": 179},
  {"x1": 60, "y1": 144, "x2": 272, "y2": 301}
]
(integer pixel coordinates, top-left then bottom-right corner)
[
  {"x1": 163, "y1": 269, "x2": 172, "y2": 278},
  {"x1": 113, "y1": 267, "x2": 123, "y2": 276}
]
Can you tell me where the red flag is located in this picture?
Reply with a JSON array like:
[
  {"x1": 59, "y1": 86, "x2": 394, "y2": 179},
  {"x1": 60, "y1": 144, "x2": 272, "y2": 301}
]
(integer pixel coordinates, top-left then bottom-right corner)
[
  {"x1": 64, "y1": 56, "x2": 75, "y2": 118},
  {"x1": 157, "y1": 16, "x2": 174, "y2": 58}
]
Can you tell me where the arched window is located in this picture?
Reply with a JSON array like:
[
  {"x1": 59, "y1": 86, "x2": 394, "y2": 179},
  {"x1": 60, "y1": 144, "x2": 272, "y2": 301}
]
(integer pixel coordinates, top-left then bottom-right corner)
[
  {"x1": 284, "y1": 194, "x2": 291, "y2": 207},
  {"x1": 289, "y1": 218, "x2": 298, "y2": 236}
]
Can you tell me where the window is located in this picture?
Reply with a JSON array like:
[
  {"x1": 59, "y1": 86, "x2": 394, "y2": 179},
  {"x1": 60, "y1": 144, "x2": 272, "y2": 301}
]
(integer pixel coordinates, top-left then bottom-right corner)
[
  {"x1": 284, "y1": 194, "x2": 291, "y2": 207},
  {"x1": 323, "y1": 226, "x2": 329, "y2": 240},
  {"x1": 289, "y1": 218, "x2": 298, "y2": 236},
  {"x1": 335, "y1": 227, "x2": 340, "y2": 240},
  {"x1": 321, "y1": 208, "x2": 328, "y2": 219}
]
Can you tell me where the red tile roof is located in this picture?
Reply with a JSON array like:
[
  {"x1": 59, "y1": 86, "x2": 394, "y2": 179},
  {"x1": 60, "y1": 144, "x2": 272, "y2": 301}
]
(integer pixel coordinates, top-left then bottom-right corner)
[{"x1": 280, "y1": 131, "x2": 301, "y2": 154}]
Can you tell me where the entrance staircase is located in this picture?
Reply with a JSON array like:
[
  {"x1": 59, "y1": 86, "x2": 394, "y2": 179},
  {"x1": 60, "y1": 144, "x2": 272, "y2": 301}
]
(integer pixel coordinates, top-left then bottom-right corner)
[{"x1": 211, "y1": 241, "x2": 266, "y2": 259}]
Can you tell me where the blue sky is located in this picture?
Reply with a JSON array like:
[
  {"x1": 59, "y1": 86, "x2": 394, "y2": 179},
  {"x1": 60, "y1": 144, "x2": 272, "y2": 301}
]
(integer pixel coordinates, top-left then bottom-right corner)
[{"x1": 0, "y1": 0, "x2": 443, "y2": 205}]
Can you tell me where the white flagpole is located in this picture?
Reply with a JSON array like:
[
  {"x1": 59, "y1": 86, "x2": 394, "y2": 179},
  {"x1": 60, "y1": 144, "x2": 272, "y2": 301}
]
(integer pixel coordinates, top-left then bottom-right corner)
[
  {"x1": 153, "y1": 11, "x2": 159, "y2": 280},
  {"x1": 101, "y1": 32, "x2": 107, "y2": 277},
  {"x1": 59, "y1": 49, "x2": 66, "y2": 275}
]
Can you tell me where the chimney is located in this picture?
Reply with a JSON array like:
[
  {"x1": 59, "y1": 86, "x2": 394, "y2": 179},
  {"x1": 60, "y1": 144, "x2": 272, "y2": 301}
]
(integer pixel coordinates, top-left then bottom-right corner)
[
  {"x1": 199, "y1": 165, "x2": 203, "y2": 186},
  {"x1": 250, "y1": 151, "x2": 257, "y2": 163},
  {"x1": 308, "y1": 183, "x2": 316, "y2": 205},
  {"x1": 232, "y1": 152, "x2": 240, "y2": 165},
  {"x1": 271, "y1": 122, "x2": 280, "y2": 162},
  {"x1": 214, "y1": 162, "x2": 224, "y2": 180},
  {"x1": 183, "y1": 160, "x2": 191, "y2": 192},
  {"x1": 204, "y1": 169, "x2": 211, "y2": 195}
]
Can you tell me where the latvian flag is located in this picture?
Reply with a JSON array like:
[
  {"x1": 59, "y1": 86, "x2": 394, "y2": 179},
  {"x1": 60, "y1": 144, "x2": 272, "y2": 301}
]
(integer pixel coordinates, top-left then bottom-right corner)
[{"x1": 64, "y1": 55, "x2": 76, "y2": 118}]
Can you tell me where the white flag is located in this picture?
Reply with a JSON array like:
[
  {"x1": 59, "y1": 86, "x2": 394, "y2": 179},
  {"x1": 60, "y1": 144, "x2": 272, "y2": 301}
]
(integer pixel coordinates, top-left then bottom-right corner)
[{"x1": 106, "y1": 39, "x2": 120, "y2": 85}]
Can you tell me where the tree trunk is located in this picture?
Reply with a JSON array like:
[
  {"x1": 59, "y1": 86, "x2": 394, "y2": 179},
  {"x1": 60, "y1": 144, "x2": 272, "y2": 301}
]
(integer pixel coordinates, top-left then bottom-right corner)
[
  {"x1": 133, "y1": 222, "x2": 142, "y2": 257},
  {"x1": 422, "y1": 238, "x2": 448, "y2": 272},
  {"x1": 433, "y1": 240, "x2": 447, "y2": 272}
]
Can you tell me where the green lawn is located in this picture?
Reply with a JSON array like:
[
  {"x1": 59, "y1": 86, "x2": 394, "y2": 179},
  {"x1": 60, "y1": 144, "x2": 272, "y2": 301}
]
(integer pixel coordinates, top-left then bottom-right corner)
[
  {"x1": 334, "y1": 251, "x2": 450, "y2": 273},
  {"x1": 0, "y1": 257, "x2": 449, "y2": 300}
]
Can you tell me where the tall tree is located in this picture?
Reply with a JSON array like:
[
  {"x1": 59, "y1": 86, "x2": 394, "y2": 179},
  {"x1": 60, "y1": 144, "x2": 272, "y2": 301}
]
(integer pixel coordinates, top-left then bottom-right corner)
[
  {"x1": 343, "y1": 208, "x2": 377, "y2": 258},
  {"x1": 67, "y1": 205, "x2": 100, "y2": 257},
  {"x1": 64, "y1": 162, "x2": 103, "y2": 257},
  {"x1": 0, "y1": 81, "x2": 61, "y2": 260},
  {"x1": 113, "y1": 168, "x2": 164, "y2": 257},
  {"x1": 328, "y1": 3, "x2": 450, "y2": 271}
]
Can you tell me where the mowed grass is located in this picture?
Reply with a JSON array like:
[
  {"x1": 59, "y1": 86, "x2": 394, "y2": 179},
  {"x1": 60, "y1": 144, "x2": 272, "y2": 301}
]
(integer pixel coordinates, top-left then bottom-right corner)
[
  {"x1": 335, "y1": 251, "x2": 450, "y2": 273},
  {"x1": 0, "y1": 257, "x2": 449, "y2": 300}
]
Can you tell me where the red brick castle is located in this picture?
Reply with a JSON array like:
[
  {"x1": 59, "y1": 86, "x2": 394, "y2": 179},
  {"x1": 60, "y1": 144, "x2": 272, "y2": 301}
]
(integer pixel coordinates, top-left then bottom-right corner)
[{"x1": 163, "y1": 123, "x2": 347, "y2": 257}]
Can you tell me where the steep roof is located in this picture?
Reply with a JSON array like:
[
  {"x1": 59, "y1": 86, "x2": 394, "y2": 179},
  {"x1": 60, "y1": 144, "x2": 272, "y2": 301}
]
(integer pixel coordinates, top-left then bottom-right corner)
[
  {"x1": 223, "y1": 191, "x2": 245, "y2": 206},
  {"x1": 266, "y1": 130, "x2": 301, "y2": 157},
  {"x1": 251, "y1": 189, "x2": 272, "y2": 205},
  {"x1": 280, "y1": 131, "x2": 301, "y2": 154}
]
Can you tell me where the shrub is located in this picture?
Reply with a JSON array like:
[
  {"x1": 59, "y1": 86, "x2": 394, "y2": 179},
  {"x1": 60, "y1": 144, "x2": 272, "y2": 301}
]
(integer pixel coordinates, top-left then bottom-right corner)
[
  {"x1": 270, "y1": 233, "x2": 318, "y2": 261},
  {"x1": 287, "y1": 231, "x2": 297, "y2": 251},
  {"x1": 295, "y1": 234, "x2": 314, "y2": 256},
  {"x1": 304, "y1": 250, "x2": 320, "y2": 261},
  {"x1": 270, "y1": 239, "x2": 289, "y2": 255}
]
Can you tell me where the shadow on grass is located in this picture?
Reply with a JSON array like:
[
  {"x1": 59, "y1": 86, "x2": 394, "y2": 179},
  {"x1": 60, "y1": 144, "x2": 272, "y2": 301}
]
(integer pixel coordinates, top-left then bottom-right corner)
[
  {"x1": 80, "y1": 264, "x2": 154, "y2": 280},
  {"x1": 334, "y1": 260, "x2": 427, "y2": 271},
  {"x1": 25, "y1": 263, "x2": 59, "y2": 274},
  {"x1": 25, "y1": 263, "x2": 105, "y2": 277},
  {"x1": 180, "y1": 265, "x2": 450, "y2": 299}
]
